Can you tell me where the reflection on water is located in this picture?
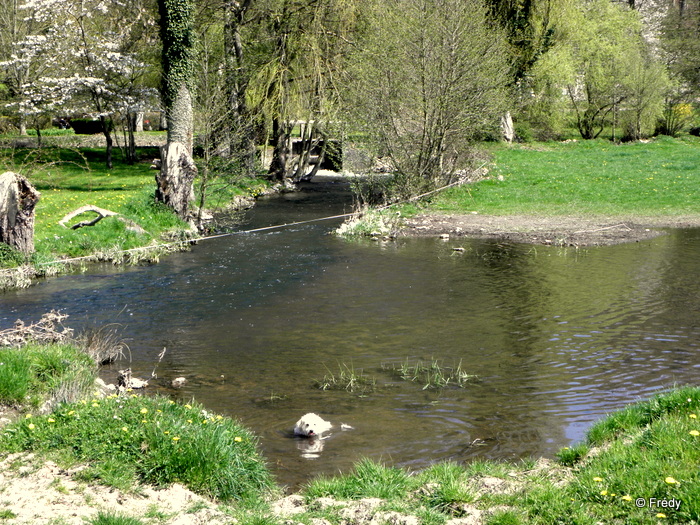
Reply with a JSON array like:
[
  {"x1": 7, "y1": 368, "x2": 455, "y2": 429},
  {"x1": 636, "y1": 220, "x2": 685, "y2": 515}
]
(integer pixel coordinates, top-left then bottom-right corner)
[{"x1": 2, "y1": 187, "x2": 700, "y2": 488}]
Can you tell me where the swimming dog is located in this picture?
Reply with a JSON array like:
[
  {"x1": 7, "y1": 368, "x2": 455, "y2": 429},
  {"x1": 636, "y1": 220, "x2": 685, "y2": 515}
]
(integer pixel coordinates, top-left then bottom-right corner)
[{"x1": 294, "y1": 412, "x2": 333, "y2": 437}]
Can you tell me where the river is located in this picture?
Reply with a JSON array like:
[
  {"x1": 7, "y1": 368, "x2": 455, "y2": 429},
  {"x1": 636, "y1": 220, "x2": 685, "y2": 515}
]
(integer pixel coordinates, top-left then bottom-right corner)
[{"x1": 2, "y1": 183, "x2": 699, "y2": 489}]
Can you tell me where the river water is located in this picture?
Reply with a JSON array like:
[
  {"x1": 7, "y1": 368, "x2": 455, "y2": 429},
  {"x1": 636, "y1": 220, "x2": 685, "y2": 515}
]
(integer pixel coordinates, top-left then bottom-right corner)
[{"x1": 2, "y1": 184, "x2": 700, "y2": 489}]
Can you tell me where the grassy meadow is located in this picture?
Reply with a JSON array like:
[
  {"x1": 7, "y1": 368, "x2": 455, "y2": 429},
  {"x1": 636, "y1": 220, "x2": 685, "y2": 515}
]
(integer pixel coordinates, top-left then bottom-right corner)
[
  {"x1": 0, "y1": 140, "x2": 271, "y2": 277},
  {"x1": 430, "y1": 135, "x2": 700, "y2": 217}
]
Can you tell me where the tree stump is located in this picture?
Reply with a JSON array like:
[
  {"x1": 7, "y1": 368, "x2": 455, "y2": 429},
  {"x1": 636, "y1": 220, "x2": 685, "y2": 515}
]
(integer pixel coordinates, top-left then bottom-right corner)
[
  {"x1": 155, "y1": 141, "x2": 197, "y2": 221},
  {"x1": 0, "y1": 171, "x2": 40, "y2": 254}
]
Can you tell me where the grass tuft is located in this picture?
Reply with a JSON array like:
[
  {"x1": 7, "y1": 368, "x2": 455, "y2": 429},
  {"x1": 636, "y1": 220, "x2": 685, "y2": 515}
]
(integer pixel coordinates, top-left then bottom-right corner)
[
  {"x1": 383, "y1": 357, "x2": 477, "y2": 389},
  {"x1": 0, "y1": 343, "x2": 96, "y2": 408},
  {"x1": 313, "y1": 362, "x2": 377, "y2": 394}
]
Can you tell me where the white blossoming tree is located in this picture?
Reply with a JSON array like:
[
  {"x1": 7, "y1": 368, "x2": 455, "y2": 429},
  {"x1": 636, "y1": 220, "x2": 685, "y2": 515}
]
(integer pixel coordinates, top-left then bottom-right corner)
[{"x1": 0, "y1": 0, "x2": 156, "y2": 166}]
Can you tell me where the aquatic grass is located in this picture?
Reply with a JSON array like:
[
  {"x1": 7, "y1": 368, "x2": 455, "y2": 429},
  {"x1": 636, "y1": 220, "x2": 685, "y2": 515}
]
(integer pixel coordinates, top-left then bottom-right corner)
[
  {"x1": 429, "y1": 136, "x2": 700, "y2": 217},
  {"x1": 383, "y1": 357, "x2": 477, "y2": 389},
  {"x1": 0, "y1": 395, "x2": 273, "y2": 502},
  {"x1": 313, "y1": 362, "x2": 377, "y2": 394}
]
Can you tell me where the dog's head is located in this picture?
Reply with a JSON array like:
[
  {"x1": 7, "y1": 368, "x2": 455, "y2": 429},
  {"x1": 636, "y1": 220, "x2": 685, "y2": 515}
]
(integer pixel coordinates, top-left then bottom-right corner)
[{"x1": 294, "y1": 413, "x2": 330, "y2": 437}]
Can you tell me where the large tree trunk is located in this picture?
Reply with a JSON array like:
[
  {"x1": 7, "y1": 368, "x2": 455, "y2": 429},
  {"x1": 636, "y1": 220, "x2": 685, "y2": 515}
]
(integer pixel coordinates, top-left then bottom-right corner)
[
  {"x1": 0, "y1": 172, "x2": 40, "y2": 254},
  {"x1": 225, "y1": 0, "x2": 256, "y2": 174},
  {"x1": 155, "y1": 142, "x2": 197, "y2": 221},
  {"x1": 158, "y1": 0, "x2": 197, "y2": 220}
]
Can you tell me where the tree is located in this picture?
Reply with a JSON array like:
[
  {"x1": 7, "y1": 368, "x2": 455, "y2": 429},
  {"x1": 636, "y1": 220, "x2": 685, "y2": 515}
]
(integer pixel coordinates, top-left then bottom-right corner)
[
  {"x1": 0, "y1": 0, "x2": 156, "y2": 164},
  {"x1": 564, "y1": 0, "x2": 666, "y2": 139},
  {"x1": 156, "y1": 0, "x2": 197, "y2": 221},
  {"x1": 345, "y1": 0, "x2": 510, "y2": 198}
]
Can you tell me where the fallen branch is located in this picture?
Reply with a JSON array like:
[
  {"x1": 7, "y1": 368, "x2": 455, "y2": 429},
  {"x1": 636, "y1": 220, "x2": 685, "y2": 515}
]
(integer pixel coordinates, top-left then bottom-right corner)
[
  {"x1": 0, "y1": 310, "x2": 73, "y2": 347},
  {"x1": 59, "y1": 205, "x2": 147, "y2": 234}
]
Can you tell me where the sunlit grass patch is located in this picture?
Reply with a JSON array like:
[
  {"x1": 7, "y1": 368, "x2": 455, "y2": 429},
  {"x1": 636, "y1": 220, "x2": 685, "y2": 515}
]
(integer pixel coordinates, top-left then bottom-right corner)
[
  {"x1": 304, "y1": 458, "x2": 413, "y2": 501},
  {"x1": 0, "y1": 395, "x2": 272, "y2": 502},
  {"x1": 430, "y1": 136, "x2": 700, "y2": 217},
  {"x1": 0, "y1": 343, "x2": 96, "y2": 408}
]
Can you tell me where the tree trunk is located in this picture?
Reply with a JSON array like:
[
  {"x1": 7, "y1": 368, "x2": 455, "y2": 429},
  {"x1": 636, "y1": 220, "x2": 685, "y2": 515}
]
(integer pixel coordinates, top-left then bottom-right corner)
[
  {"x1": 225, "y1": 0, "x2": 256, "y2": 174},
  {"x1": 0, "y1": 172, "x2": 40, "y2": 254},
  {"x1": 100, "y1": 116, "x2": 114, "y2": 169},
  {"x1": 268, "y1": 118, "x2": 290, "y2": 181},
  {"x1": 155, "y1": 142, "x2": 197, "y2": 222},
  {"x1": 158, "y1": 0, "x2": 197, "y2": 220}
]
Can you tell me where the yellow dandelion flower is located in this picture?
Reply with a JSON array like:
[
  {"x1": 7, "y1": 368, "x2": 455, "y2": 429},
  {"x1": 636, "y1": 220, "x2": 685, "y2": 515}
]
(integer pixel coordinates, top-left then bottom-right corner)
[
  {"x1": 28, "y1": 423, "x2": 35, "y2": 430},
  {"x1": 657, "y1": 513, "x2": 667, "y2": 518},
  {"x1": 164, "y1": 431, "x2": 170, "y2": 435},
  {"x1": 157, "y1": 410, "x2": 162, "y2": 413},
  {"x1": 690, "y1": 414, "x2": 697, "y2": 419},
  {"x1": 92, "y1": 403, "x2": 99, "y2": 407},
  {"x1": 665, "y1": 477, "x2": 679, "y2": 485},
  {"x1": 187, "y1": 419, "x2": 192, "y2": 424},
  {"x1": 122, "y1": 426, "x2": 128, "y2": 432},
  {"x1": 48, "y1": 418, "x2": 55, "y2": 423},
  {"x1": 216, "y1": 415, "x2": 223, "y2": 420},
  {"x1": 593, "y1": 477, "x2": 604, "y2": 482},
  {"x1": 68, "y1": 411, "x2": 75, "y2": 416},
  {"x1": 621, "y1": 495, "x2": 632, "y2": 501},
  {"x1": 169, "y1": 400, "x2": 175, "y2": 404},
  {"x1": 141, "y1": 420, "x2": 148, "y2": 424},
  {"x1": 140, "y1": 408, "x2": 148, "y2": 414},
  {"x1": 234, "y1": 436, "x2": 242, "y2": 442},
  {"x1": 184, "y1": 404, "x2": 192, "y2": 409},
  {"x1": 202, "y1": 420, "x2": 208, "y2": 425},
  {"x1": 25, "y1": 414, "x2": 32, "y2": 419},
  {"x1": 600, "y1": 490, "x2": 608, "y2": 496},
  {"x1": 690, "y1": 430, "x2": 700, "y2": 436},
  {"x1": 172, "y1": 436, "x2": 180, "y2": 441}
]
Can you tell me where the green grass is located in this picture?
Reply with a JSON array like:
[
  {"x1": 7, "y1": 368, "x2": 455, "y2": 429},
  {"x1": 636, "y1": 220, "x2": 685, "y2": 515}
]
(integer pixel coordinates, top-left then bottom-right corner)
[
  {"x1": 0, "y1": 144, "x2": 272, "y2": 273},
  {"x1": 383, "y1": 357, "x2": 477, "y2": 389},
  {"x1": 292, "y1": 386, "x2": 700, "y2": 525},
  {"x1": 429, "y1": 135, "x2": 700, "y2": 217},
  {"x1": 0, "y1": 343, "x2": 96, "y2": 408},
  {"x1": 0, "y1": 395, "x2": 273, "y2": 502},
  {"x1": 313, "y1": 362, "x2": 377, "y2": 394}
]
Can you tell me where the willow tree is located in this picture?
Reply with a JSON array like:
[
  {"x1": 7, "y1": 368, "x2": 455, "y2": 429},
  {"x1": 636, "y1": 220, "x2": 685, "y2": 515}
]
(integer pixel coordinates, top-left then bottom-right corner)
[
  {"x1": 156, "y1": 0, "x2": 197, "y2": 221},
  {"x1": 243, "y1": 0, "x2": 358, "y2": 181}
]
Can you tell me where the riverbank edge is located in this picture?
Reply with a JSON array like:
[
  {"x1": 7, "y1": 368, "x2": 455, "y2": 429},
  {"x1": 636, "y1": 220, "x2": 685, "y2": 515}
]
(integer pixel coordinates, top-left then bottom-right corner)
[
  {"x1": 0, "y1": 178, "x2": 296, "y2": 291},
  {"x1": 1, "y1": 348, "x2": 698, "y2": 525},
  {"x1": 398, "y1": 212, "x2": 700, "y2": 246}
]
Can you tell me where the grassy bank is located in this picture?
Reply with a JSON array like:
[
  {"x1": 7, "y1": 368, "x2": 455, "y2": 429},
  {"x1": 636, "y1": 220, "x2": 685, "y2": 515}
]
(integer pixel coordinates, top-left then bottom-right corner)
[
  {"x1": 0, "y1": 143, "x2": 271, "y2": 286},
  {"x1": 430, "y1": 135, "x2": 700, "y2": 217},
  {"x1": 287, "y1": 386, "x2": 700, "y2": 525},
  {"x1": 1, "y1": 340, "x2": 698, "y2": 524}
]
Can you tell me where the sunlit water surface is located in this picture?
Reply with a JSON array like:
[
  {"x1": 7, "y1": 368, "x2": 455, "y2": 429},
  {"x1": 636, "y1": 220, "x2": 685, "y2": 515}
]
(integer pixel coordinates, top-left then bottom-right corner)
[{"x1": 2, "y1": 185, "x2": 700, "y2": 488}]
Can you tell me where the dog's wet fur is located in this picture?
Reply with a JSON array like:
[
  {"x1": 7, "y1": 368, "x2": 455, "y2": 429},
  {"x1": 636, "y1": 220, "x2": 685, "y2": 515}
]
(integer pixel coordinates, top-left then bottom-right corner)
[{"x1": 294, "y1": 412, "x2": 333, "y2": 437}]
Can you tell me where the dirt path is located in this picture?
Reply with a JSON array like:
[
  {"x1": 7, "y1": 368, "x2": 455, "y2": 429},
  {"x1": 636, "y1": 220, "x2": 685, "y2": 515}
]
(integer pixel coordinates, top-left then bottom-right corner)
[{"x1": 400, "y1": 213, "x2": 700, "y2": 246}]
